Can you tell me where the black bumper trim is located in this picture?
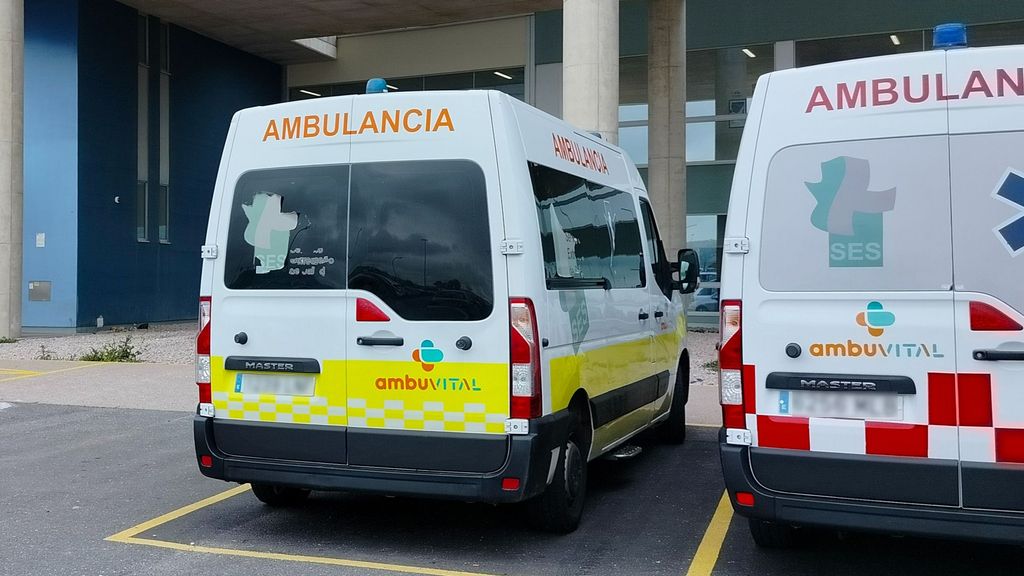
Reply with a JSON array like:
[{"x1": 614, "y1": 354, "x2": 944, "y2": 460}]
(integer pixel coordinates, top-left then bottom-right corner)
[
  {"x1": 749, "y1": 446, "x2": 958, "y2": 506},
  {"x1": 719, "y1": 430, "x2": 1024, "y2": 544},
  {"x1": 195, "y1": 411, "x2": 571, "y2": 504}
]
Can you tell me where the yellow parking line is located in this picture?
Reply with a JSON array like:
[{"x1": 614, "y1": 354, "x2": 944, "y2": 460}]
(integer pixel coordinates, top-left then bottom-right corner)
[
  {"x1": 685, "y1": 491, "x2": 734, "y2": 576},
  {"x1": 115, "y1": 537, "x2": 500, "y2": 576},
  {"x1": 0, "y1": 363, "x2": 103, "y2": 383},
  {"x1": 106, "y1": 484, "x2": 252, "y2": 542},
  {"x1": 106, "y1": 484, "x2": 498, "y2": 576}
]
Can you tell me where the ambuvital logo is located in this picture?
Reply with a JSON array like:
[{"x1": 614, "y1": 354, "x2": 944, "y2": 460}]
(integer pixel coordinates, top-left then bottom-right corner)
[
  {"x1": 374, "y1": 374, "x2": 481, "y2": 392},
  {"x1": 856, "y1": 301, "x2": 895, "y2": 337},
  {"x1": 412, "y1": 340, "x2": 444, "y2": 372},
  {"x1": 807, "y1": 157, "x2": 895, "y2": 268},
  {"x1": 809, "y1": 302, "x2": 943, "y2": 359}
]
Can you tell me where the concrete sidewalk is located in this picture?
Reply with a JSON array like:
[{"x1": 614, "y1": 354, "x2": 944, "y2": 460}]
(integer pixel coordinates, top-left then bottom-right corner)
[
  {"x1": 0, "y1": 360, "x2": 196, "y2": 412},
  {"x1": 0, "y1": 359, "x2": 722, "y2": 426}
]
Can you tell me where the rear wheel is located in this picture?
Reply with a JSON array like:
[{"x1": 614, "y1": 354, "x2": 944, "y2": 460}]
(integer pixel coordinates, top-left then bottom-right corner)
[
  {"x1": 748, "y1": 518, "x2": 797, "y2": 548},
  {"x1": 658, "y1": 358, "x2": 689, "y2": 444},
  {"x1": 250, "y1": 483, "x2": 310, "y2": 507},
  {"x1": 527, "y1": 413, "x2": 588, "y2": 533}
]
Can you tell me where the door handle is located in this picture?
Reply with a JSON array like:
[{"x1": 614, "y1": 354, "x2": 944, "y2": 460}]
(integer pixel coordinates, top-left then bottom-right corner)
[
  {"x1": 638, "y1": 310, "x2": 650, "y2": 320},
  {"x1": 654, "y1": 311, "x2": 665, "y2": 318},
  {"x1": 973, "y1": 349, "x2": 1024, "y2": 361},
  {"x1": 357, "y1": 336, "x2": 404, "y2": 347}
]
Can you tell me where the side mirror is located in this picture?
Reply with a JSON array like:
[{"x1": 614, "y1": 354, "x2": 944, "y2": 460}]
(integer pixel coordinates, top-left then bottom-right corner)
[{"x1": 675, "y1": 249, "x2": 700, "y2": 294}]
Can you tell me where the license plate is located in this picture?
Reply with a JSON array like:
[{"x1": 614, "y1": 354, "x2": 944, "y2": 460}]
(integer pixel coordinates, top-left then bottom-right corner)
[
  {"x1": 235, "y1": 373, "x2": 315, "y2": 396},
  {"x1": 780, "y1": 390, "x2": 902, "y2": 420}
]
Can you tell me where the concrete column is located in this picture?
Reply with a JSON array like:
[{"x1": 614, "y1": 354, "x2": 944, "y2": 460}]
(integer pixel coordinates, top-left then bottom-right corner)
[
  {"x1": 562, "y1": 0, "x2": 619, "y2": 144},
  {"x1": 647, "y1": 0, "x2": 685, "y2": 254},
  {"x1": 0, "y1": 0, "x2": 21, "y2": 338}
]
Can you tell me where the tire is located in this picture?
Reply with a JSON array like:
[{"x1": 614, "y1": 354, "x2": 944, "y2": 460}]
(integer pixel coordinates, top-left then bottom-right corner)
[
  {"x1": 748, "y1": 518, "x2": 797, "y2": 548},
  {"x1": 526, "y1": 428, "x2": 588, "y2": 533},
  {"x1": 250, "y1": 483, "x2": 310, "y2": 507},
  {"x1": 658, "y1": 361, "x2": 688, "y2": 444}
]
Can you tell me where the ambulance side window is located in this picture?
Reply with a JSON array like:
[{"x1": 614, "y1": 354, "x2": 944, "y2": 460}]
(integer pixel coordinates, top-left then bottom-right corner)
[
  {"x1": 223, "y1": 165, "x2": 349, "y2": 290},
  {"x1": 759, "y1": 137, "x2": 952, "y2": 291},
  {"x1": 639, "y1": 198, "x2": 672, "y2": 298},
  {"x1": 530, "y1": 162, "x2": 645, "y2": 290},
  {"x1": 347, "y1": 159, "x2": 493, "y2": 321}
]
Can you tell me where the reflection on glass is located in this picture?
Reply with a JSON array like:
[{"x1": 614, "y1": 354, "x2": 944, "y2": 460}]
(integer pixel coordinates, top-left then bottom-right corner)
[
  {"x1": 348, "y1": 160, "x2": 494, "y2": 321},
  {"x1": 224, "y1": 165, "x2": 349, "y2": 290},
  {"x1": 530, "y1": 163, "x2": 645, "y2": 290}
]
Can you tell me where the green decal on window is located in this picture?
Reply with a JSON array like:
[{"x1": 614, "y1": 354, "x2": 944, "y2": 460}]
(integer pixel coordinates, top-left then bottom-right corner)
[{"x1": 242, "y1": 192, "x2": 298, "y2": 274}]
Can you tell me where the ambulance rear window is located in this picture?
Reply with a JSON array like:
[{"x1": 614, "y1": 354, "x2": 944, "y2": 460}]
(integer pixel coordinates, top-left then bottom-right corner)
[
  {"x1": 223, "y1": 165, "x2": 348, "y2": 290},
  {"x1": 347, "y1": 160, "x2": 493, "y2": 321}
]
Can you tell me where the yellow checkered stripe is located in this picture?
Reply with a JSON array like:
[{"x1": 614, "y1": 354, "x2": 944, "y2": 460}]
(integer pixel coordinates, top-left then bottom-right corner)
[
  {"x1": 212, "y1": 392, "x2": 346, "y2": 425},
  {"x1": 346, "y1": 398, "x2": 506, "y2": 434}
]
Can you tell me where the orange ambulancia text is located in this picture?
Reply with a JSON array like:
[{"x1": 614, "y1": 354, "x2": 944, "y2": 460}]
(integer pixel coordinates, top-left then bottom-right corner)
[{"x1": 262, "y1": 108, "x2": 455, "y2": 142}]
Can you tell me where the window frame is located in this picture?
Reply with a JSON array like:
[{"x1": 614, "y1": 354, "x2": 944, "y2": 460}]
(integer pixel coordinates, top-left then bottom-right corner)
[{"x1": 639, "y1": 197, "x2": 673, "y2": 298}]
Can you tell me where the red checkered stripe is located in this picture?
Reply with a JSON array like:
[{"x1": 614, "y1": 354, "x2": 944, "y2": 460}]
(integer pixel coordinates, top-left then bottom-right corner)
[{"x1": 742, "y1": 367, "x2": 1024, "y2": 463}]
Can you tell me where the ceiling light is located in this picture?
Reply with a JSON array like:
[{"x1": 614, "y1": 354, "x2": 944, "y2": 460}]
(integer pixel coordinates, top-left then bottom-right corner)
[
  {"x1": 741, "y1": 48, "x2": 756, "y2": 58},
  {"x1": 299, "y1": 89, "x2": 321, "y2": 97},
  {"x1": 493, "y1": 71, "x2": 513, "y2": 80},
  {"x1": 386, "y1": 84, "x2": 398, "y2": 91},
  {"x1": 890, "y1": 34, "x2": 901, "y2": 46}
]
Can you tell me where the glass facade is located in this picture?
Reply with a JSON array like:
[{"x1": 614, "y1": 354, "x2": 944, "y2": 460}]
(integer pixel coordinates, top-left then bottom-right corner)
[
  {"x1": 289, "y1": 67, "x2": 525, "y2": 101},
  {"x1": 611, "y1": 19, "x2": 1024, "y2": 324}
]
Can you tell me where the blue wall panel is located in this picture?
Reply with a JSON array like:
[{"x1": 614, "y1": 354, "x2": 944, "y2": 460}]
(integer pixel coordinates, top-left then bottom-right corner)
[
  {"x1": 75, "y1": 0, "x2": 281, "y2": 326},
  {"x1": 24, "y1": 0, "x2": 79, "y2": 328}
]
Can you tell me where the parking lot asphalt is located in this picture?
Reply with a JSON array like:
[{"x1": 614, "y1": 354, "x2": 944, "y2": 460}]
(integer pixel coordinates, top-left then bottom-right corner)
[{"x1": 3, "y1": 367, "x2": 1024, "y2": 575}]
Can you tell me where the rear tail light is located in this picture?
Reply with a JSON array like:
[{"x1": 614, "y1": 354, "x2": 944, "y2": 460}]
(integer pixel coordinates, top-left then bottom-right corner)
[
  {"x1": 196, "y1": 296, "x2": 213, "y2": 408},
  {"x1": 970, "y1": 301, "x2": 1023, "y2": 331},
  {"x1": 510, "y1": 298, "x2": 542, "y2": 419},
  {"x1": 735, "y1": 491, "x2": 755, "y2": 507},
  {"x1": 719, "y1": 300, "x2": 746, "y2": 429}
]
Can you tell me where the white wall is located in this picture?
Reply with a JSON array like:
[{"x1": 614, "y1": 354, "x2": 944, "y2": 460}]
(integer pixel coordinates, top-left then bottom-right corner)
[{"x1": 288, "y1": 17, "x2": 530, "y2": 86}]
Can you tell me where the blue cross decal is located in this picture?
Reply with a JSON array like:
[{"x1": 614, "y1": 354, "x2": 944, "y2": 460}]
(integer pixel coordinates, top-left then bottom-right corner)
[{"x1": 995, "y1": 171, "x2": 1024, "y2": 256}]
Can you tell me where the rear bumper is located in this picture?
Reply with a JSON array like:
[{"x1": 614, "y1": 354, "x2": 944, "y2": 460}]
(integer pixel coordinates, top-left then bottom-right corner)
[
  {"x1": 194, "y1": 411, "x2": 571, "y2": 504},
  {"x1": 719, "y1": 429, "x2": 1024, "y2": 544}
]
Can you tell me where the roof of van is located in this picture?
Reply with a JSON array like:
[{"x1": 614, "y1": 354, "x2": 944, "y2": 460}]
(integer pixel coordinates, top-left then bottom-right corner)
[
  {"x1": 750, "y1": 44, "x2": 1024, "y2": 145},
  {"x1": 231, "y1": 89, "x2": 648, "y2": 194}
]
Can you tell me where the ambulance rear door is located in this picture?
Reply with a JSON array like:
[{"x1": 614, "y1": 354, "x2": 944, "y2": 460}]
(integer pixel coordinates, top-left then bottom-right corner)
[
  {"x1": 947, "y1": 46, "x2": 1024, "y2": 512},
  {"x1": 209, "y1": 99, "x2": 353, "y2": 465},
  {"x1": 742, "y1": 51, "x2": 960, "y2": 506},
  {"x1": 342, "y1": 92, "x2": 511, "y2": 473}
]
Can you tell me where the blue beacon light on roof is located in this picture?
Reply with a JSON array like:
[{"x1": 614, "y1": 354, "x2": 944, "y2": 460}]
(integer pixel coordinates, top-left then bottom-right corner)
[
  {"x1": 933, "y1": 23, "x2": 968, "y2": 49},
  {"x1": 366, "y1": 78, "x2": 389, "y2": 94}
]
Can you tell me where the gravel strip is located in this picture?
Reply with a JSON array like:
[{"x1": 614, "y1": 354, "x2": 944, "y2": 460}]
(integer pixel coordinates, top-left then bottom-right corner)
[
  {"x1": 686, "y1": 329, "x2": 720, "y2": 386},
  {"x1": 0, "y1": 323, "x2": 195, "y2": 365},
  {"x1": 0, "y1": 323, "x2": 720, "y2": 379}
]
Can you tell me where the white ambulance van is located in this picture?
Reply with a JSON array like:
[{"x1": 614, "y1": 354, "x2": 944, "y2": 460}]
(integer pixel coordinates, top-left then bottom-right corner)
[
  {"x1": 719, "y1": 25, "x2": 1024, "y2": 546},
  {"x1": 193, "y1": 87, "x2": 700, "y2": 532}
]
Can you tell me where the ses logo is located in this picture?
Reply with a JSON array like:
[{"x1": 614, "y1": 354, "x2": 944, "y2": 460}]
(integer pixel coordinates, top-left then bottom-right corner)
[
  {"x1": 374, "y1": 340, "x2": 482, "y2": 393},
  {"x1": 809, "y1": 302, "x2": 944, "y2": 359},
  {"x1": 807, "y1": 157, "x2": 895, "y2": 268}
]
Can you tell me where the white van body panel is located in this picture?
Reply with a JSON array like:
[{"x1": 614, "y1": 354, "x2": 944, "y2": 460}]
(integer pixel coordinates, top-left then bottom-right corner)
[
  {"x1": 722, "y1": 44, "x2": 1024, "y2": 532},
  {"x1": 197, "y1": 90, "x2": 687, "y2": 476}
]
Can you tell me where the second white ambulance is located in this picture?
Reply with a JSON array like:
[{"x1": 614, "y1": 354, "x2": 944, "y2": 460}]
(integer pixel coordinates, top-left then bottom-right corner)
[{"x1": 719, "y1": 26, "x2": 1024, "y2": 545}]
